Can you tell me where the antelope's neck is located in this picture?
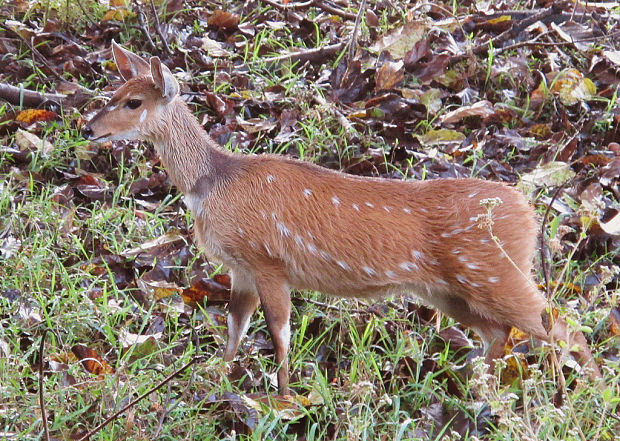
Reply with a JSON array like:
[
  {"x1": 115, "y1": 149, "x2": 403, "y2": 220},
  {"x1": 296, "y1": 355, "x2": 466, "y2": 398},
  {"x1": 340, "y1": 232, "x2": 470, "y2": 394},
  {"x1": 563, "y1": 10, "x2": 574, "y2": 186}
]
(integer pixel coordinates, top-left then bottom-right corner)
[{"x1": 146, "y1": 99, "x2": 242, "y2": 196}]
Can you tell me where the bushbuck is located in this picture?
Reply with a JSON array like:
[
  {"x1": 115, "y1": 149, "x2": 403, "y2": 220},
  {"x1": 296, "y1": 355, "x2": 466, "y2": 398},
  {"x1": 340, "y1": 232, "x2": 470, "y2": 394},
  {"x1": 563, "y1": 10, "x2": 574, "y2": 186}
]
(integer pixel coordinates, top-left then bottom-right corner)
[{"x1": 82, "y1": 41, "x2": 602, "y2": 393}]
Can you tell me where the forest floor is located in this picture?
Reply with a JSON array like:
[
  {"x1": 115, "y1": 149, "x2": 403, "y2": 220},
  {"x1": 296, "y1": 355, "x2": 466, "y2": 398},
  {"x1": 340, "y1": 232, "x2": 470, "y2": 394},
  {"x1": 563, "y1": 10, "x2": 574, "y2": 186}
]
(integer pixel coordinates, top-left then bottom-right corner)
[{"x1": 0, "y1": 0, "x2": 619, "y2": 440}]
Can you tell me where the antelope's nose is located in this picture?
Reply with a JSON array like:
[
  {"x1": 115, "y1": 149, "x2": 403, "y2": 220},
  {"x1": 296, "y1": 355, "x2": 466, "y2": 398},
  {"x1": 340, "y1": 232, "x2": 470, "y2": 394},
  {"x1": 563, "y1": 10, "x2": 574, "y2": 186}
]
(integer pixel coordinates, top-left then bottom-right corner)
[{"x1": 82, "y1": 125, "x2": 93, "y2": 140}]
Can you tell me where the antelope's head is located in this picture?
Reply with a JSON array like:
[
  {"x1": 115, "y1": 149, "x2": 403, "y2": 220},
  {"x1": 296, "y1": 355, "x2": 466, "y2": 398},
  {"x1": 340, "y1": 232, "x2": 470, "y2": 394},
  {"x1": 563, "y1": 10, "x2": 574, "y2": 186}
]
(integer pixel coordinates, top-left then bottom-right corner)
[{"x1": 82, "y1": 41, "x2": 179, "y2": 143}]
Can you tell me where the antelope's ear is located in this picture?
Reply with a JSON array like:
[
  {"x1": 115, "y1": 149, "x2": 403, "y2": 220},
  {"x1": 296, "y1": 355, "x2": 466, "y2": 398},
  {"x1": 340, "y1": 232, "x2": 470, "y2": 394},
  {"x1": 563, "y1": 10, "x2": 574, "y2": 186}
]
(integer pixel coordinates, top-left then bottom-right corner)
[
  {"x1": 150, "y1": 56, "x2": 179, "y2": 102},
  {"x1": 112, "y1": 40, "x2": 150, "y2": 82}
]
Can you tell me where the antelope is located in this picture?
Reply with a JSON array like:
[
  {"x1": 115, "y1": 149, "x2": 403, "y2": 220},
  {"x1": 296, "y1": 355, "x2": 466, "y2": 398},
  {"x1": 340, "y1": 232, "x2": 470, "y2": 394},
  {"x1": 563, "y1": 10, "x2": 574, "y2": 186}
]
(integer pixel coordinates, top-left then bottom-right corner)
[{"x1": 82, "y1": 41, "x2": 602, "y2": 394}]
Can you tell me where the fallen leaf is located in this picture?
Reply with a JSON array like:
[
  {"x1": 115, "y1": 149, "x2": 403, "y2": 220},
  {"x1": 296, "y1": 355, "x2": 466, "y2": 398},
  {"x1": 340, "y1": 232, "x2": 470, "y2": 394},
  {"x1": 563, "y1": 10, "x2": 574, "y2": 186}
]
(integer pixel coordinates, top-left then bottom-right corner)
[
  {"x1": 441, "y1": 100, "x2": 496, "y2": 124},
  {"x1": 71, "y1": 344, "x2": 115, "y2": 375}
]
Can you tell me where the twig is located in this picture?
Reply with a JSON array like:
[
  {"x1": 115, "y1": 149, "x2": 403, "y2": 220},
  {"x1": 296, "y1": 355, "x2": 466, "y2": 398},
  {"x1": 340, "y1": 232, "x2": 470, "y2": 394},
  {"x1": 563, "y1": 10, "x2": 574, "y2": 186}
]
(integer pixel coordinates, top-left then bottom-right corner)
[
  {"x1": 0, "y1": 23, "x2": 63, "y2": 81},
  {"x1": 77, "y1": 355, "x2": 206, "y2": 441},
  {"x1": 0, "y1": 83, "x2": 93, "y2": 108},
  {"x1": 136, "y1": 5, "x2": 158, "y2": 53},
  {"x1": 74, "y1": 0, "x2": 98, "y2": 28},
  {"x1": 299, "y1": 296, "x2": 368, "y2": 314},
  {"x1": 261, "y1": 0, "x2": 314, "y2": 10},
  {"x1": 539, "y1": 184, "x2": 566, "y2": 297},
  {"x1": 38, "y1": 329, "x2": 52, "y2": 441},
  {"x1": 149, "y1": 0, "x2": 172, "y2": 55},
  {"x1": 312, "y1": 91, "x2": 356, "y2": 134},
  {"x1": 313, "y1": 1, "x2": 357, "y2": 20},
  {"x1": 154, "y1": 324, "x2": 200, "y2": 437},
  {"x1": 260, "y1": 42, "x2": 345, "y2": 64},
  {"x1": 347, "y1": 0, "x2": 367, "y2": 62}
]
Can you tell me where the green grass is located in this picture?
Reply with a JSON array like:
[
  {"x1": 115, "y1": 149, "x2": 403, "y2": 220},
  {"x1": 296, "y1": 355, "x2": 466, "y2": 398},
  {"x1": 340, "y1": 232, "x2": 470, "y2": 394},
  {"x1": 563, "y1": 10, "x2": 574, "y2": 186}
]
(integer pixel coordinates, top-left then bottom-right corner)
[{"x1": 1, "y1": 0, "x2": 619, "y2": 439}]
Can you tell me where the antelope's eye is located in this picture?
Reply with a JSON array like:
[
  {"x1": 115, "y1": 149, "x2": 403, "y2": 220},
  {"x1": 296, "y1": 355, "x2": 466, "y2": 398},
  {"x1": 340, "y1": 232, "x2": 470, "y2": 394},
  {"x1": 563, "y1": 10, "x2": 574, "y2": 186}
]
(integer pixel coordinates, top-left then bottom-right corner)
[{"x1": 126, "y1": 99, "x2": 142, "y2": 109}]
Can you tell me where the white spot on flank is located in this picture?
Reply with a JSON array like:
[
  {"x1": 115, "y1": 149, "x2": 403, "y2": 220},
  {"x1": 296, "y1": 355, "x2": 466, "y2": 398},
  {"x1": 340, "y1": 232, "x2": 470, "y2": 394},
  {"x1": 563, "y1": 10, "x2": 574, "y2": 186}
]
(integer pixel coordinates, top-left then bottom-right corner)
[
  {"x1": 249, "y1": 241, "x2": 257, "y2": 249},
  {"x1": 441, "y1": 232, "x2": 451, "y2": 238},
  {"x1": 336, "y1": 260, "x2": 350, "y2": 270},
  {"x1": 467, "y1": 263, "x2": 480, "y2": 270},
  {"x1": 294, "y1": 235, "x2": 304, "y2": 248},
  {"x1": 469, "y1": 216, "x2": 478, "y2": 221},
  {"x1": 457, "y1": 255, "x2": 468, "y2": 263},
  {"x1": 276, "y1": 222, "x2": 291, "y2": 237},
  {"x1": 420, "y1": 207, "x2": 428, "y2": 213},
  {"x1": 332, "y1": 196, "x2": 341, "y2": 206},
  {"x1": 471, "y1": 281, "x2": 481, "y2": 288},
  {"x1": 307, "y1": 243, "x2": 317, "y2": 254},
  {"x1": 362, "y1": 266, "x2": 376, "y2": 276},
  {"x1": 271, "y1": 212, "x2": 278, "y2": 220},
  {"x1": 264, "y1": 244, "x2": 273, "y2": 256},
  {"x1": 480, "y1": 238, "x2": 490, "y2": 244},
  {"x1": 412, "y1": 250, "x2": 424, "y2": 260},
  {"x1": 320, "y1": 250, "x2": 331, "y2": 260},
  {"x1": 303, "y1": 188, "x2": 312, "y2": 198},
  {"x1": 437, "y1": 279, "x2": 449, "y2": 286},
  {"x1": 456, "y1": 275, "x2": 468, "y2": 284},
  {"x1": 385, "y1": 270, "x2": 397, "y2": 278},
  {"x1": 383, "y1": 206, "x2": 392, "y2": 212},
  {"x1": 139, "y1": 108, "x2": 148, "y2": 123},
  {"x1": 107, "y1": 104, "x2": 117, "y2": 111},
  {"x1": 429, "y1": 259, "x2": 440, "y2": 266},
  {"x1": 365, "y1": 202, "x2": 374, "y2": 208},
  {"x1": 452, "y1": 249, "x2": 461, "y2": 255},
  {"x1": 399, "y1": 261, "x2": 419, "y2": 271},
  {"x1": 403, "y1": 207, "x2": 411, "y2": 214},
  {"x1": 307, "y1": 231, "x2": 315, "y2": 240},
  {"x1": 469, "y1": 191, "x2": 478, "y2": 198},
  {"x1": 352, "y1": 203, "x2": 360, "y2": 211},
  {"x1": 489, "y1": 276, "x2": 499, "y2": 283},
  {"x1": 237, "y1": 227, "x2": 244, "y2": 236},
  {"x1": 267, "y1": 175, "x2": 275, "y2": 183}
]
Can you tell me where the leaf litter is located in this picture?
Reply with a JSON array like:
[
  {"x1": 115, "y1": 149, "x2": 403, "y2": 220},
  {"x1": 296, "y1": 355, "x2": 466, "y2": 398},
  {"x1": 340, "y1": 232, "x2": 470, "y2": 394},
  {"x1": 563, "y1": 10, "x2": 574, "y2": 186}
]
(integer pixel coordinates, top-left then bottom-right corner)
[{"x1": 0, "y1": 0, "x2": 618, "y2": 438}]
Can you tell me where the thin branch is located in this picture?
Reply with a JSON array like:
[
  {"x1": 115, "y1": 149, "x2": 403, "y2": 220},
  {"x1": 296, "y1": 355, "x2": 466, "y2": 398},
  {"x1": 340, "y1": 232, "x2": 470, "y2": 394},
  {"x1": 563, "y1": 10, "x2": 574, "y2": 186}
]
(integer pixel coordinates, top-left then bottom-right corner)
[
  {"x1": 539, "y1": 184, "x2": 566, "y2": 298},
  {"x1": 347, "y1": 0, "x2": 367, "y2": 62},
  {"x1": 261, "y1": 0, "x2": 314, "y2": 10},
  {"x1": 0, "y1": 23, "x2": 63, "y2": 81},
  {"x1": 38, "y1": 329, "x2": 52, "y2": 441},
  {"x1": 313, "y1": 1, "x2": 356, "y2": 20},
  {"x1": 260, "y1": 42, "x2": 345, "y2": 64},
  {"x1": 136, "y1": 5, "x2": 158, "y2": 53},
  {"x1": 77, "y1": 355, "x2": 206, "y2": 441},
  {"x1": 149, "y1": 0, "x2": 172, "y2": 55}
]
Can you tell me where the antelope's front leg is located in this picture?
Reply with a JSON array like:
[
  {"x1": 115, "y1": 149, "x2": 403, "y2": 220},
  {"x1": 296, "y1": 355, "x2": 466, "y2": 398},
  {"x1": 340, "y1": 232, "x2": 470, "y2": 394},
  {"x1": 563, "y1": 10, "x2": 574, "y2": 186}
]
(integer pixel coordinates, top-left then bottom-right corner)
[
  {"x1": 254, "y1": 275, "x2": 291, "y2": 394},
  {"x1": 223, "y1": 273, "x2": 260, "y2": 361}
]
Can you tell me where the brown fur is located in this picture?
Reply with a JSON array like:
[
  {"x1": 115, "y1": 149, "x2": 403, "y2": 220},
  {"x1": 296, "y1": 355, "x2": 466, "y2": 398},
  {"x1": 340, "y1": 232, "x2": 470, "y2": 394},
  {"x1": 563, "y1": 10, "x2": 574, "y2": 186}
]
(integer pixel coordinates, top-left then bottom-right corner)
[{"x1": 83, "y1": 42, "x2": 602, "y2": 393}]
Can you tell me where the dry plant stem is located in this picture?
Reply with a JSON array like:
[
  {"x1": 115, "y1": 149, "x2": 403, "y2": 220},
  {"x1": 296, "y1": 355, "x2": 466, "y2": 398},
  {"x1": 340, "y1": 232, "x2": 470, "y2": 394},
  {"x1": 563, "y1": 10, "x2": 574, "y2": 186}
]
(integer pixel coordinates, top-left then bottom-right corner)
[
  {"x1": 546, "y1": 230, "x2": 590, "y2": 441},
  {"x1": 137, "y1": 6, "x2": 158, "y2": 53},
  {"x1": 74, "y1": 0, "x2": 97, "y2": 28},
  {"x1": 76, "y1": 356, "x2": 206, "y2": 441},
  {"x1": 0, "y1": 23, "x2": 63, "y2": 81},
  {"x1": 347, "y1": 0, "x2": 367, "y2": 62},
  {"x1": 38, "y1": 329, "x2": 51, "y2": 441},
  {"x1": 149, "y1": 0, "x2": 172, "y2": 55},
  {"x1": 0, "y1": 83, "x2": 69, "y2": 107},
  {"x1": 301, "y1": 296, "x2": 367, "y2": 314},
  {"x1": 313, "y1": 1, "x2": 357, "y2": 20},
  {"x1": 261, "y1": 0, "x2": 314, "y2": 10},
  {"x1": 312, "y1": 92, "x2": 355, "y2": 134},
  {"x1": 153, "y1": 326, "x2": 201, "y2": 437},
  {"x1": 260, "y1": 42, "x2": 345, "y2": 64},
  {"x1": 539, "y1": 185, "x2": 566, "y2": 296}
]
